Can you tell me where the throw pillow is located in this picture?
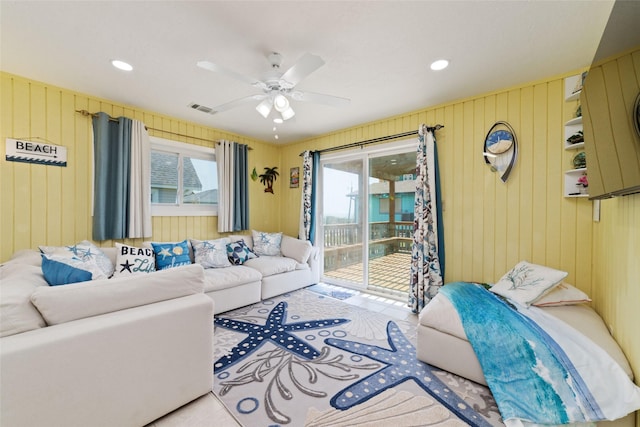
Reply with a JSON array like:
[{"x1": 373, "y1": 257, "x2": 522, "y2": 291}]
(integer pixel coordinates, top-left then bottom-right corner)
[
  {"x1": 252, "y1": 230, "x2": 283, "y2": 256},
  {"x1": 191, "y1": 238, "x2": 232, "y2": 268},
  {"x1": 489, "y1": 261, "x2": 568, "y2": 306},
  {"x1": 532, "y1": 282, "x2": 591, "y2": 307},
  {"x1": 151, "y1": 240, "x2": 192, "y2": 270},
  {"x1": 112, "y1": 243, "x2": 156, "y2": 277},
  {"x1": 226, "y1": 240, "x2": 258, "y2": 265},
  {"x1": 39, "y1": 240, "x2": 114, "y2": 278},
  {"x1": 40, "y1": 255, "x2": 94, "y2": 286},
  {"x1": 39, "y1": 241, "x2": 113, "y2": 286}
]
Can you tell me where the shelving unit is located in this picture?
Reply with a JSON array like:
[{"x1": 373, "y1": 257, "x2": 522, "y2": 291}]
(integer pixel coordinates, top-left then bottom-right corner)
[{"x1": 563, "y1": 74, "x2": 588, "y2": 198}]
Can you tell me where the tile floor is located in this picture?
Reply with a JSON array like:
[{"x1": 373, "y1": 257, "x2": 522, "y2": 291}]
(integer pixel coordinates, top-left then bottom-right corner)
[{"x1": 146, "y1": 287, "x2": 417, "y2": 427}]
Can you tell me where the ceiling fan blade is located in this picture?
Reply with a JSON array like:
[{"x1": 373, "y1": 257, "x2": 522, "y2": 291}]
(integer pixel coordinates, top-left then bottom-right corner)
[
  {"x1": 208, "y1": 94, "x2": 266, "y2": 113},
  {"x1": 279, "y1": 53, "x2": 325, "y2": 87},
  {"x1": 291, "y1": 91, "x2": 350, "y2": 107},
  {"x1": 197, "y1": 60, "x2": 267, "y2": 89}
]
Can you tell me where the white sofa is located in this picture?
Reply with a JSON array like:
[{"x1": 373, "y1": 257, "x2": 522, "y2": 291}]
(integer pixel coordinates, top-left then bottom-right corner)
[
  {"x1": 202, "y1": 234, "x2": 320, "y2": 313},
  {"x1": 0, "y1": 253, "x2": 215, "y2": 427}
]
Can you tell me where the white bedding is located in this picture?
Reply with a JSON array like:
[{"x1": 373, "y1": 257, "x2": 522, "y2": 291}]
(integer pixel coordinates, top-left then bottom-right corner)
[{"x1": 418, "y1": 292, "x2": 634, "y2": 381}]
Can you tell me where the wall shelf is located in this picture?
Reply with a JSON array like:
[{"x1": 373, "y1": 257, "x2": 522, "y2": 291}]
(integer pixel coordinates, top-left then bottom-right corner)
[{"x1": 564, "y1": 74, "x2": 588, "y2": 197}]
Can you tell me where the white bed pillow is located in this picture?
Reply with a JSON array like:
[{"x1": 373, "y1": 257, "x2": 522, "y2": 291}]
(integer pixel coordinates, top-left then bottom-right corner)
[
  {"x1": 489, "y1": 261, "x2": 567, "y2": 306},
  {"x1": 533, "y1": 282, "x2": 591, "y2": 307}
]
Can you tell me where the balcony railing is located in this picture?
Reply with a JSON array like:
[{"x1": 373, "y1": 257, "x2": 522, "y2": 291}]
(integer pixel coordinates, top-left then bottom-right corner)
[{"x1": 323, "y1": 221, "x2": 413, "y2": 272}]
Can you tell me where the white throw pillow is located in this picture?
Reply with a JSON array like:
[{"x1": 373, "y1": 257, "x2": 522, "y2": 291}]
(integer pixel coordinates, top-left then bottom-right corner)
[
  {"x1": 280, "y1": 235, "x2": 312, "y2": 264},
  {"x1": 489, "y1": 261, "x2": 567, "y2": 306},
  {"x1": 252, "y1": 230, "x2": 283, "y2": 256},
  {"x1": 191, "y1": 238, "x2": 232, "y2": 268},
  {"x1": 39, "y1": 240, "x2": 114, "y2": 285},
  {"x1": 112, "y1": 243, "x2": 156, "y2": 277},
  {"x1": 533, "y1": 282, "x2": 591, "y2": 307}
]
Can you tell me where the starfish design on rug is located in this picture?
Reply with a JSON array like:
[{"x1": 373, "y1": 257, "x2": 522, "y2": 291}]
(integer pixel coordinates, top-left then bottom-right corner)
[
  {"x1": 326, "y1": 321, "x2": 493, "y2": 427},
  {"x1": 214, "y1": 301, "x2": 350, "y2": 371}
]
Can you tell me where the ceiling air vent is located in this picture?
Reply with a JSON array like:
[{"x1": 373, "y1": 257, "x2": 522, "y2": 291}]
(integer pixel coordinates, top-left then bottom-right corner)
[{"x1": 188, "y1": 103, "x2": 216, "y2": 115}]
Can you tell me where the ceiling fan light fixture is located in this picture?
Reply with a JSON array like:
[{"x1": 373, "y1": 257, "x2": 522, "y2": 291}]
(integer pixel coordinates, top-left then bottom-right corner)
[
  {"x1": 273, "y1": 94, "x2": 290, "y2": 112},
  {"x1": 280, "y1": 107, "x2": 295, "y2": 121},
  {"x1": 256, "y1": 98, "x2": 273, "y2": 118}
]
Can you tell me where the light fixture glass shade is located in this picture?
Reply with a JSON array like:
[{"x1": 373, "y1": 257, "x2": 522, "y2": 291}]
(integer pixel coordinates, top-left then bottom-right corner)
[
  {"x1": 256, "y1": 98, "x2": 273, "y2": 118},
  {"x1": 273, "y1": 94, "x2": 290, "y2": 112},
  {"x1": 280, "y1": 107, "x2": 295, "y2": 121}
]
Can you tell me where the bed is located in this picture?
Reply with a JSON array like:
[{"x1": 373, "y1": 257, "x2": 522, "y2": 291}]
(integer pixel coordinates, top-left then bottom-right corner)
[{"x1": 416, "y1": 264, "x2": 639, "y2": 427}]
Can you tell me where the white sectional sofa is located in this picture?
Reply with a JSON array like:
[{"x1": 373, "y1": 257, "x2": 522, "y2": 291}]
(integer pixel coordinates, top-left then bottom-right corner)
[
  {"x1": 0, "y1": 232, "x2": 318, "y2": 426},
  {"x1": 0, "y1": 255, "x2": 214, "y2": 427}
]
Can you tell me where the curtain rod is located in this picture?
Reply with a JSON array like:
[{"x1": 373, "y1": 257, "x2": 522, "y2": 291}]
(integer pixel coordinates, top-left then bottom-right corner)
[
  {"x1": 299, "y1": 125, "x2": 443, "y2": 156},
  {"x1": 75, "y1": 109, "x2": 252, "y2": 148}
]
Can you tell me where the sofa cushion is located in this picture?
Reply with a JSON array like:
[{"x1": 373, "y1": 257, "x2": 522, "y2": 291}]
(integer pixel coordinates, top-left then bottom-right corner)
[
  {"x1": 281, "y1": 235, "x2": 313, "y2": 264},
  {"x1": 0, "y1": 263, "x2": 48, "y2": 337},
  {"x1": 39, "y1": 240, "x2": 114, "y2": 279},
  {"x1": 112, "y1": 243, "x2": 156, "y2": 277},
  {"x1": 7, "y1": 249, "x2": 43, "y2": 267},
  {"x1": 151, "y1": 240, "x2": 192, "y2": 271},
  {"x1": 30, "y1": 264, "x2": 205, "y2": 326},
  {"x1": 252, "y1": 230, "x2": 282, "y2": 256},
  {"x1": 243, "y1": 256, "x2": 297, "y2": 277},
  {"x1": 226, "y1": 240, "x2": 258, "y2": 265},
  {"x1": 202, "y1": 265, "x2": 262, "y2": 292},
  {"x1": 191, "y1": 238, "x2": 232, "y2": 268}
]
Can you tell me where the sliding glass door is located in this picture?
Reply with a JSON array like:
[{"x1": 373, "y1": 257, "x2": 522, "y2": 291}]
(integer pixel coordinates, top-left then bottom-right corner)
[{"x1": 319, "y1": 140, "x2": 415, "y2": 296}]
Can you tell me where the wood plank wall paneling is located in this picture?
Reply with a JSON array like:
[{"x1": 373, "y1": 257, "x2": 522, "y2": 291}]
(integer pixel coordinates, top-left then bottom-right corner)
[
  {"x1": 279, "y1": 73, "x2": 594, "y2": 291},
  {"x1": 0, "y1": 72, "x2": 277, "y2": 261}
]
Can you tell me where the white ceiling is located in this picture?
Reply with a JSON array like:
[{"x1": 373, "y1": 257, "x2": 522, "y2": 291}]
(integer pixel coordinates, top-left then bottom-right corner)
[{"x1": 0, "y1": 1, "x2": 616, "y2": 144}]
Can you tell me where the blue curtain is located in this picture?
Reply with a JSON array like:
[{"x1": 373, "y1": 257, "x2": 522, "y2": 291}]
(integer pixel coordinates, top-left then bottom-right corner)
[
  {"x1": 92, "y1": 112, "x2": 132, "y2": 241},
  {"x1": 409, "y1": 125, "x2": 444, "y2": 313},
  {"x1": 233, "y1": 143, "x2": 249, "y2": 231}
]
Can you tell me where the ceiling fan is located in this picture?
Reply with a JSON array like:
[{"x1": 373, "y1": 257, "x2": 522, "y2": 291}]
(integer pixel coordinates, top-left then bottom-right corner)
[{"x1": 195, "y1": 52, "x2": 350, "y2": 121}]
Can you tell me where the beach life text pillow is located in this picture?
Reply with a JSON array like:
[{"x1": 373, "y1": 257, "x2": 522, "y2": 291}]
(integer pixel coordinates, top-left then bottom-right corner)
[
  {"x1": 151, "y1": 240, "x2": 192, "y2": 270},
  {"x1": 489, "y1": 261, "x2": 568, "y2": 306},
  {"x1": 112, "y1": 243, "x2": 156, "y2": 277}
]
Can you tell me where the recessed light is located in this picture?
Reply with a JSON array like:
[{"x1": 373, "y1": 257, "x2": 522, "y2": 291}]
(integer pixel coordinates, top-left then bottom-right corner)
[
  {"x1": 273, "y1": 118, "x2": 283, "y2": 124},
  {"x1": 111, "y1": 60, "x2": 133, "y2": 71},
  {"x1": 430, "y1": 59, "x2": 449, "y2": 71}
]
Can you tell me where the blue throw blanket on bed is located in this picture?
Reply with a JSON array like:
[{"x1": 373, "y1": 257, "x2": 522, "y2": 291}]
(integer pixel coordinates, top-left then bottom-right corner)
[{"x1": 439, "y1": 282, "x2": 640, "y2": 425}]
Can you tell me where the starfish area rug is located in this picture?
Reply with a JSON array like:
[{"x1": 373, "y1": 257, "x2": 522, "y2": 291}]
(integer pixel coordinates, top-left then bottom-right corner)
[{"x1": 213, "y1": 288, "x2": 503, "y2": 427}]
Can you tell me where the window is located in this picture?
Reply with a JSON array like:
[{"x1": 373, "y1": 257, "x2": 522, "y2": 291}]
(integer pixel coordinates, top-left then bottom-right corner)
[{"x1": 150, "y1": 137, "x2": 217, "y2": 216}]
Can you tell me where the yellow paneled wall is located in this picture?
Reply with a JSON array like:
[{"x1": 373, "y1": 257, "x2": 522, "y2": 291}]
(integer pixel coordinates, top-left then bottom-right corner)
[
  {"x1": 592, "y1": 195, "x2": 640, "y2": 382},
  {"x1": 0, "y1": 72, "x2": 281, "y2": 261},
  {"x1": 281, "y1": 73, "x2": 594, "y2": 290}
]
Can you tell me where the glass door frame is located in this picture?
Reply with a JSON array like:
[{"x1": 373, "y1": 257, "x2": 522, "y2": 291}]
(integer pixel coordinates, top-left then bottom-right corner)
[{"x1": 317, "y1": 138, "x2": 416, "y2": 291}]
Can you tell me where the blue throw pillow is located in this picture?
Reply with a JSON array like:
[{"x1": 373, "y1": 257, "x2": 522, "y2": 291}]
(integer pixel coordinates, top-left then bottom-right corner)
[
  {"x1": 41, "y1": 255, "x2": 94, "y2": 286},
  {"x1": 226, "y1": 240, "x2": 258, "y2": 265},
  {"x1": 151, "y1": 240, "x2": 192, "y2": 270}
]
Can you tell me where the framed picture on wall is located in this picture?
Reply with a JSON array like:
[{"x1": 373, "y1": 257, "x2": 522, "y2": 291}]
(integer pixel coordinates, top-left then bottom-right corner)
[{"x1": 290, "y1": 167, "x2": 299, "y2": 188}]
